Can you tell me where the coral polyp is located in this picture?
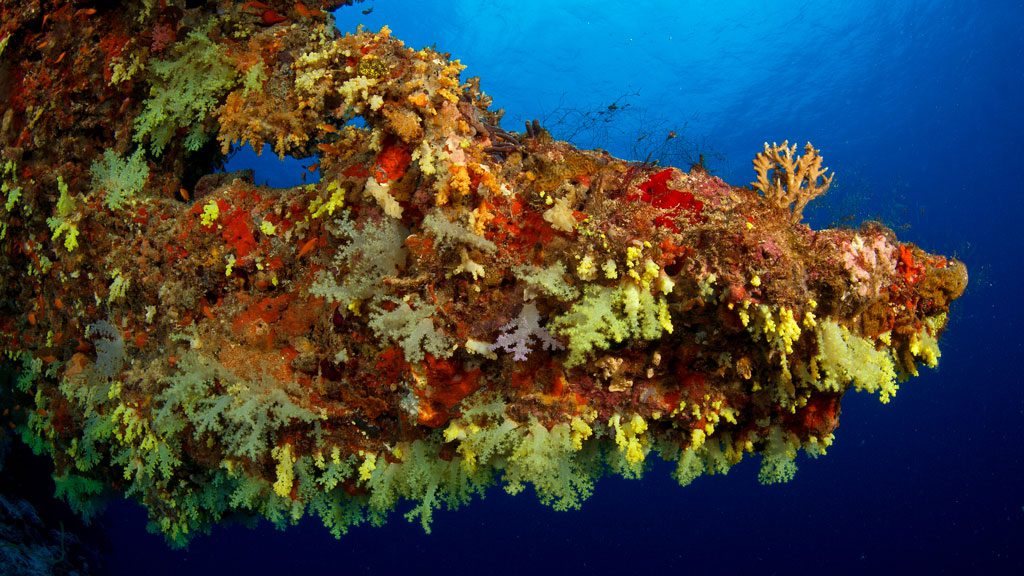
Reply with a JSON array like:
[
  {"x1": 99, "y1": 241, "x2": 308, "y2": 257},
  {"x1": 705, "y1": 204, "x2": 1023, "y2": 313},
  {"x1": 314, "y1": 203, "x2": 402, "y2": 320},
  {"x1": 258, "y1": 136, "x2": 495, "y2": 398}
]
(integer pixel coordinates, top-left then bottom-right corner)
[{"x1": 0, "y1": 1, "x2": 966, "y2": 545}]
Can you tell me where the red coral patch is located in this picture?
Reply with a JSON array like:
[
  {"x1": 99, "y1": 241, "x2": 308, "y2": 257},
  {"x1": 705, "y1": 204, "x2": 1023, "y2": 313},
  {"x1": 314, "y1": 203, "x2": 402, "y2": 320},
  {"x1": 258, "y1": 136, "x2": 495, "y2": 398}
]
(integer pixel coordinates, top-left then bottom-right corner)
[
  {"x1": 374, "y1": 139, "x2": 412, "y2": 183},
  {"x1": 633, "y1": 168, "x2": 704, "y2": 231},
  {"x1": 221, "y1": 208, "x2": 258, "y2": 258}
]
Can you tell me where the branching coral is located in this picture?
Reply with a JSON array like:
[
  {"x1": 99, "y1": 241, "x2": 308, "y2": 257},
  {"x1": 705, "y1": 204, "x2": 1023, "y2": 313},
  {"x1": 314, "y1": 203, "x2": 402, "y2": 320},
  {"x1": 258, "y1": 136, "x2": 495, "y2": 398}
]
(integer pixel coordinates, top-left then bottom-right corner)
[
  {"x1": 0, "y1": 0, "x2": 966, "y2": 547},
  {"x1": 490, "y1": 303, "x2": 563, "y2": 361},
  {"x1": 752, "y1": 140, "x2": 834, "y2": 222}
]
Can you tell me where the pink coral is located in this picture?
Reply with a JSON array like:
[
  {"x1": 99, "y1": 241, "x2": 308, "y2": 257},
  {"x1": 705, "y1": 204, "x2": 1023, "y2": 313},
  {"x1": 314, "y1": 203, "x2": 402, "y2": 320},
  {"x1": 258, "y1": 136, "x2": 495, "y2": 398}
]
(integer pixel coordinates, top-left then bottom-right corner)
[{"x1": 841, "y1": 233, "x2": 897, "y2": 297}]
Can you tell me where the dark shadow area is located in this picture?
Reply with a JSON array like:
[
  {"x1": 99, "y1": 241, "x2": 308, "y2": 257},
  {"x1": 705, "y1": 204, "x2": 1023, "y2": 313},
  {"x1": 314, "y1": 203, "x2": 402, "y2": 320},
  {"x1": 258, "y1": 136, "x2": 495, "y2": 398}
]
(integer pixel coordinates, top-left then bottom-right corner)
[{"x1": 0, "y1": 368, "x2": 106, "y2": 575}]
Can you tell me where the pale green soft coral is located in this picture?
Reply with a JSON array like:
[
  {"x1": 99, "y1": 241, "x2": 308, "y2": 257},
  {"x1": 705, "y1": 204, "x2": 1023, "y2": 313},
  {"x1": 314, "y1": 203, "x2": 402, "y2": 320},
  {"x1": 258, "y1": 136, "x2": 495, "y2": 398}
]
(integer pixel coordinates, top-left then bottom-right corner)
[
  {"x1": 310, "y1": 212, "x2": 408, "y2": 313},
  {"x1": 757, "y1": 428, "x2": 800, "y2": 485},
  {"x1": 155, "y1": 352, "x2": 320, "y2": 460},
  {"x1": 550, "y1": 283, "x2": 671, "y2": 366},
  {"x1": 422, "y1": 209, "x2": 496, "y2": 253},
  {"x1": 513, "y1": 261, "x2": 580, "y2": 301},
  {"x1": 91, "y1": 149, "x2": 150, "y2": 210},
  {"x1": 365, "y1": 439, "x2": 489, "y2": 532},
  {"x1": 241, "y1": 62, "x2": 267, "y2": 96},
  {"x1": 133, "y1": 22, "x2": 238, "y2": 155},
  {"x1": 441, "y1": 400, "x2": 599, "y2": 512},
  {"x1": 673, "y1": 447, "x2": 706, "y2": 487},
  {"x1": 503, "y1": 419, "x2": 597, "y2": 511},
  {"x1": 2, "y1": 159, "x2": 22, "y2": 211},
  {"x1": 550, "y1": 284, "x2": 631, "y2": 366},
  {"x1": 443, "y1": 399, "x2": 520, "y2": 472},
  {"x1": 53, "y1": 473, "x2": 107, "y2": 520},
  {"x1": 367, "y1": 296, "x2": 453, "y2": 364},
  {"x1": 758, "y1": 452, "x2": 798, "y2": 485},
  {"x1": 1, "y1": 159, "x2": 23, "y2": 240},
  {"x1": 814, "y1": 319, "x2": 899, "y2": 403}
]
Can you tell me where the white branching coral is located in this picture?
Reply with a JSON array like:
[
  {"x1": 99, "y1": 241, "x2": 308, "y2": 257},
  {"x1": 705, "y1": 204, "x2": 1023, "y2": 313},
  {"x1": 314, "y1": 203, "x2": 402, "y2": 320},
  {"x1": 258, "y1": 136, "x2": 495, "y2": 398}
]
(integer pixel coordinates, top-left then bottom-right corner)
[
  {"x1": 365, "y1": 177, "x2": 403, "y2": 219},
  {"x1": 368, "y1": 296, "x2": 453, "y2": 364},
  {"x1": 490, "y1": 303, "x2": 563, "y2": 361}
]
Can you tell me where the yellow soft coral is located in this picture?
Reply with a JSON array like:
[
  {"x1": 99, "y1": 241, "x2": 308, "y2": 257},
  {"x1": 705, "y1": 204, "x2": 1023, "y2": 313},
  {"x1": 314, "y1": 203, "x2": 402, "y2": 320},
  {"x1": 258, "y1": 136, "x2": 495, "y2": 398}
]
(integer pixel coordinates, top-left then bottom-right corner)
[
  {"x1": 309, "y1": 180, "x2": 346, "y2": 219},
  {"x1": 745, "y1": 305, "x2": 802, "y2": 369},
  {"x1": 609, "y1": 413, "x2": 648, "y2": 465},
  {"x1": 358, "y1": 451, "x2": 377, "y2": 483},
  {"x1": 200, "y1": 199, "x2": 219, "y2": 227},
  {"x1": 814, "y1": 319, "x2": 899, "y2": 403},
  {"x1": 47, "y1": 176, "x2": 80, "y2": 252},
  {"x1": 908, "y1": 314, "x2": 945, "y2": 372},
  {"x1": 570, "y1": 416, "x2": 593, "y2": 450},
  {"x1": 271, "y1": 444, "x2": 296, "y2": 498}
]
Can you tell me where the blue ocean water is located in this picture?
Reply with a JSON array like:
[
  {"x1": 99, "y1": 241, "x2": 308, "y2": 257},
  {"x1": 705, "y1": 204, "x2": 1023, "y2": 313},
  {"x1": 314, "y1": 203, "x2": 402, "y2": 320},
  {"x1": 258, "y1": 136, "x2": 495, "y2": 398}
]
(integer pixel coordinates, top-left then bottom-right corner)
[{"x1": 16, "y1": 1, "x2": 1024, "y2": 574}]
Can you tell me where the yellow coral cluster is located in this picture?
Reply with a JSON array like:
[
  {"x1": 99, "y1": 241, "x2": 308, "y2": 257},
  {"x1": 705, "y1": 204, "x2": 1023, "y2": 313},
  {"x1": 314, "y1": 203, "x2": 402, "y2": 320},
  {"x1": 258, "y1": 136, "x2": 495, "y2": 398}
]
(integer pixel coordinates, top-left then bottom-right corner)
[
  {"x1": 199, "y1": 199, "x2": 219, "y2": 227},
  {"x1": 609, "y1": 413, "x2": 648, "y2": 466},
  {"x1": 272, "y1": 444, "x2": 296, "y2": 498},
  {"x1": 673, "y1": 395, "x2": 737, "y2": 451},
  {"x1": 908, "y1": 314, "x2": 945, "y2": 373},
  {"x1": 308, "y1": 180, "x2": 347, "y2": 219},
  {"x1": 741, "y1": 303, "x2": 804, "y2": 370},
  {"x1": 47, "y1": 176, "x2": 80, "y2": 252},
  {"x1": 813, "y1": 319, "x2": 899, "y2": 403}
]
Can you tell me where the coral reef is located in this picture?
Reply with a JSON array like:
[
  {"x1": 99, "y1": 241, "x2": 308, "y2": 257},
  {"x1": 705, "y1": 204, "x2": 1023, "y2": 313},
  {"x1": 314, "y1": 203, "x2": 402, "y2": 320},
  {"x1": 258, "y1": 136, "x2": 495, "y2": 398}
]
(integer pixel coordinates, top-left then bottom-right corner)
[{"x1": 0, "y1": 1, "x2": 966, "y2": 546}]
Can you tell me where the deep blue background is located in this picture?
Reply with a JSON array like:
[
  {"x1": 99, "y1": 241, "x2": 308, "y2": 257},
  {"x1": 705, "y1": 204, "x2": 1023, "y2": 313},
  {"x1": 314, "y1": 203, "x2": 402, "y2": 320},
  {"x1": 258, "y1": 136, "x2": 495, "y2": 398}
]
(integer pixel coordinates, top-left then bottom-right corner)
[{"x1": 65, "y1": 1, "x2": 1024, "y2": 573}]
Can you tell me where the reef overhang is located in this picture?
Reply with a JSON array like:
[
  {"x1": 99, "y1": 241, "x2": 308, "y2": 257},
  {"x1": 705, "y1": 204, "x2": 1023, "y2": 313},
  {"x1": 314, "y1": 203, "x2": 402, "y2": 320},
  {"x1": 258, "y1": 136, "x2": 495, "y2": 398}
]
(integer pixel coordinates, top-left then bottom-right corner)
[{"x1": 0, "y1": 0, "x2": 966, "y2": 545}]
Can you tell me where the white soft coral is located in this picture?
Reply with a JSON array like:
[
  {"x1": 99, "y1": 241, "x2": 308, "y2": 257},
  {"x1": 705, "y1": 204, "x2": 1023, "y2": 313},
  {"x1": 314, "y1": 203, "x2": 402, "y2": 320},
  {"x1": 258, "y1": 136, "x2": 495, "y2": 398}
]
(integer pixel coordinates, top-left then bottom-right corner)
[{"x1": 490, "y1": 302, "x2": 563, "y2": 361}]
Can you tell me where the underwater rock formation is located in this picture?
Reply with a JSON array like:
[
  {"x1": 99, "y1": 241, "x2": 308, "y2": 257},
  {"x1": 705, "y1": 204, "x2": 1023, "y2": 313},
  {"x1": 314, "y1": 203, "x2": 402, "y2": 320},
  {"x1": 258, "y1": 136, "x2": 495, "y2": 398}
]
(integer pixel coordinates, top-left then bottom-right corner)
[{"x1": 0, "y1": 1, "x2": 967, "y2": 545}]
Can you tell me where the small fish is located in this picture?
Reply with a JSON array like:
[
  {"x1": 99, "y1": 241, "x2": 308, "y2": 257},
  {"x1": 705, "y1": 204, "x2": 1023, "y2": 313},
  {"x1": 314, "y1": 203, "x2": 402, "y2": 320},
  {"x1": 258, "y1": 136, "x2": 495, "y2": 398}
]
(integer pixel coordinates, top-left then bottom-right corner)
[
  {"x1": 362, "y1": 7, "x2": 374, "y2": 15},
  {"x1": 261, "y1": 9, "x2": 289, "y2": 25},
  {"x1": 294, "y1": 2, "x2": 319, "y2": 18}
]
